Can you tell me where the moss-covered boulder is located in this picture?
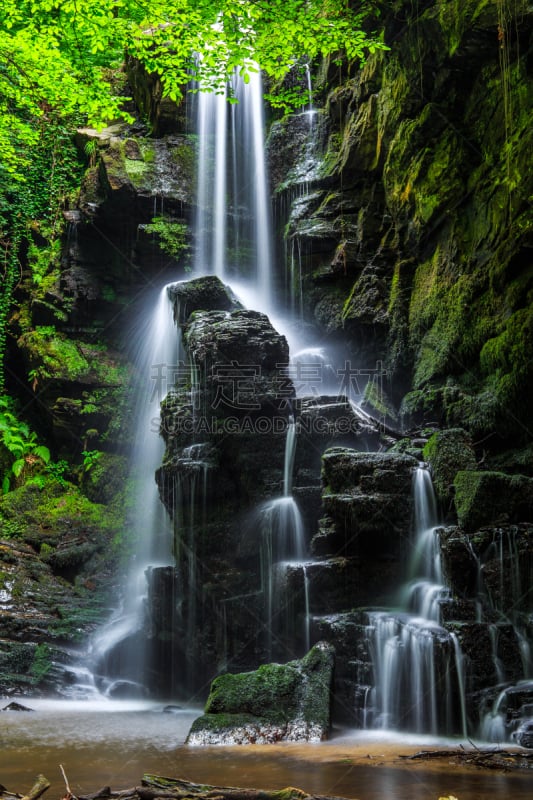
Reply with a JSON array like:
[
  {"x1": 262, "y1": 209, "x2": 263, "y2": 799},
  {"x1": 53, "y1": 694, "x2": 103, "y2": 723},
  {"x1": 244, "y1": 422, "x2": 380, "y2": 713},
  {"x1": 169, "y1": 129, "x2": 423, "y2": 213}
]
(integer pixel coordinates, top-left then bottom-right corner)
[
  {"x1": 422, "y1": 428, "x2": 477, "y2": 511},
  {"x1": 453, "y1": 470, "x2": 533, "y2": 532},
  {"x1": 186, "y1": 642, "x2": 335, "y2": 744}
]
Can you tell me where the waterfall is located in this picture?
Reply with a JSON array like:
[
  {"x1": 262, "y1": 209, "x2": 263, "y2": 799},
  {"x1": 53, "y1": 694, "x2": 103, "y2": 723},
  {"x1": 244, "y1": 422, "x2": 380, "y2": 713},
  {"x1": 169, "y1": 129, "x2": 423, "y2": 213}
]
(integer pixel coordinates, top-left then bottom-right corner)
[
  {"x1": 362, "y1": 466, "x2": 467, "y2": 735},
  {"x1": 89, "y1": 286, "x2": 178, "y2": 696},
  {"x1": 194, "y1": 69, "x2": 274, "y2": 308}
]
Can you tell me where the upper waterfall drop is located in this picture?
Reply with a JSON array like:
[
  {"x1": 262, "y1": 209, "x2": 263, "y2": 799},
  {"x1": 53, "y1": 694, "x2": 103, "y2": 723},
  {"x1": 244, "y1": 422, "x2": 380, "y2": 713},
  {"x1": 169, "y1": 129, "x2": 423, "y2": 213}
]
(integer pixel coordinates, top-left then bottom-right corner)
[{"x1": 193, "y1": 69, "x2": 274, "y2": 310}]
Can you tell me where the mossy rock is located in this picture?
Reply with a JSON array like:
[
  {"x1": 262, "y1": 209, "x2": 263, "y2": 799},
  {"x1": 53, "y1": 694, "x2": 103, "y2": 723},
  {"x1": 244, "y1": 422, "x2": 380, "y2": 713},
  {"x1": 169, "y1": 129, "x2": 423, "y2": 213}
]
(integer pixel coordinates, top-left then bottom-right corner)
[
  {"x1": 187, "y1": 642, "x2": 335, "y2": 744},
  {"x1": 453, "y1": 470, "x2": 533, "y2": 532},
  {"x1": 81, "y1": 453, "x2": 128, "y2": 504},
  {"x1": 422, "y1": 428, "x2": 477, "y2": 509}
]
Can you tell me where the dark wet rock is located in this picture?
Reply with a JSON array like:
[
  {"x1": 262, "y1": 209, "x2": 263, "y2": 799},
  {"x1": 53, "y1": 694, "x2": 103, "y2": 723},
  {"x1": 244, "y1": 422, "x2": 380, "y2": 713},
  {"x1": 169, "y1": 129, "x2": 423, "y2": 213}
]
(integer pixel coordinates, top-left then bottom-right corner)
[
  {"x1": 514, "y1": 719, "x2": 533, "y2": 749},
  {"x1": 447, "y1": 622, "x2": 524, "y2": 691},
  {"x1": 283, "y1": 557, "x2": 395, "y2": 615},
  {"x1": 80, "y1": 128, "x2": 195, "y2": 220},
  {"x1": 186, "y1": 642, "x2": 335, "y2": 744},
  {"x1": 440, "y1": 524, "x2": 533, "y2": 614},
  {"x1": 1, "y1": 701, "x2": 34, "y2": 711},
  {"x1": 126, "y1": 56, "x2": 188, "y2": 136},
  {"x1": 156, "y1": 443, "x2": 222, "y2": 514},
  {"x1": 293, "y1": 396, "x2": 381, "y2": 475},
  {"x1": 15, "y1": 327, "x2": 133, "y2": 454},
  {"x1": 167, "y1": 277, "x2": 243, "y2": 326},
  {"x1": 184, "y1": 309, "x2": 291, "y2": 418},
  {"x1": 321, "y1": 447, "x2": 417, "y2": 494},
  {"x1": 318, "y1": 448, "x2": 417, "y2": 558}
]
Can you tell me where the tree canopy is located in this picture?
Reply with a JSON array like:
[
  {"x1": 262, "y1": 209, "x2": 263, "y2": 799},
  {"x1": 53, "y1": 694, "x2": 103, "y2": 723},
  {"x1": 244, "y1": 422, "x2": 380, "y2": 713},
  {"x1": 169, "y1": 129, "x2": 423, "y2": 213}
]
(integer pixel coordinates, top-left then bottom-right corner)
[
  {"x1": 0, "y1": 0, "x2": 385, "y2": 387},
  {"x1": 0, "y1": 0, "x2": 384, "y2": 176}
]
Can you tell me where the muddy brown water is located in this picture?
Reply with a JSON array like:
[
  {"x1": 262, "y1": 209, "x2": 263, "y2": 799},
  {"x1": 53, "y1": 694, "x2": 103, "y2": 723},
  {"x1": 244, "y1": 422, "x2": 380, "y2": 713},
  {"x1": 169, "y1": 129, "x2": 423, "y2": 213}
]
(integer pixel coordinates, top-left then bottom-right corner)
[{"x1": 1, "y1": 700, "x2": 531, "y2": 800}]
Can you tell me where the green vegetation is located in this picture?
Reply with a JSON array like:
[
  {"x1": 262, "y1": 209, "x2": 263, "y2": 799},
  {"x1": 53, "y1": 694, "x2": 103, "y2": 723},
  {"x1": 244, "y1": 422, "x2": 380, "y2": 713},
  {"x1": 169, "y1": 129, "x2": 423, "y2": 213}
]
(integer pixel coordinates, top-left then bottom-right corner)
[
  {"x1": 0, "y1": 0, "x2": 385, "y2": 388},
  {"x1": 29, "y1": 643, "x2": 53, "y2": 684},
  {"x1": 142, "y1": 216, "x2": 190, "y2": 259},
  {"x1": 0, "y1": 395, "x2": 50, "y2": 493}
]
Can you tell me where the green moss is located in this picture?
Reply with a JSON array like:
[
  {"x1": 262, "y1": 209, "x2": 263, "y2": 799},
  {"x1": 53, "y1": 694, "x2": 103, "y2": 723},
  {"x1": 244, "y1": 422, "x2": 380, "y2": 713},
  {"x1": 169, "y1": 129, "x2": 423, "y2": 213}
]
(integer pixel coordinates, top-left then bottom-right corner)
[
  {"x1": 0, "y1": 481, "x2": 121, "y2": 546},
  {"x1": 453, "y1": 469, "x2": 533, "y2": 531},
  {"x1": 188, "y1": 712, "x2": 267, "y2": 736},
  {"x1": 318, "y1": 132, "x2": 343, "y2": 178},
  {"x1": 20, "y1": 326, "x2": 89, "y2": 381},
  {"x1": 18, "y1": 328, "x2": 130, "y2": 388},
  {"x1": 124, "y1": 157, "x2": 148, "y2": 183},
  {"x1": 422, "y1": 428, "x2": 477, "y2": 508},
  {"x1": 46, "y1": 600, "x2": 108, "y2": 642},
  {"x1": 195, "y1": 644, "x2": 334, "y2": 740},
  {"x1": 206, "y1": 661, "x2": 301, "y2": 721},
  {"x1": 479, "y1": 307, "x2": 533, "y2": 408},
  {"x1": 29, "y1": 643, "x2": 52, "y2": 684},
  {"x1": 81, "y1": 452, "x2": 128, "y2": 504},
  {"x1": 172, "y1": 139, "x2": 197, "y2": 184}
]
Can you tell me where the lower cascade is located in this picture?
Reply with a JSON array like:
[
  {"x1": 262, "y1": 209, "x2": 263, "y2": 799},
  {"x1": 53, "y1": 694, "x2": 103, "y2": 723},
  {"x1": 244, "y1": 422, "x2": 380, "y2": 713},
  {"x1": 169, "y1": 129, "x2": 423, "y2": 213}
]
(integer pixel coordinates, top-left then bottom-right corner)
[{"x1": 361, "y1": 466, "x2": 467, "y2": 736}]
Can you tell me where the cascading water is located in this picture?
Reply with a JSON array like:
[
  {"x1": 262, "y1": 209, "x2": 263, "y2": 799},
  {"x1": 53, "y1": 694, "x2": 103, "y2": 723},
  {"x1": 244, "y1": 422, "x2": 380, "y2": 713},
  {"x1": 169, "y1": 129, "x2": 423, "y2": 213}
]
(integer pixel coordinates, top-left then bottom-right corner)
[
  {"x1": 88, "y1": 286, "x2": 178, "y2": 696},
  {"x1": 362, "y1": 466, "x2": 468, "y2": 735},
  {"x1": 259, "y1": 412, "x2": 306, "y2": 660},
  {"x1": 194, "y1": 70, "x2": 274, "y2": 307}
]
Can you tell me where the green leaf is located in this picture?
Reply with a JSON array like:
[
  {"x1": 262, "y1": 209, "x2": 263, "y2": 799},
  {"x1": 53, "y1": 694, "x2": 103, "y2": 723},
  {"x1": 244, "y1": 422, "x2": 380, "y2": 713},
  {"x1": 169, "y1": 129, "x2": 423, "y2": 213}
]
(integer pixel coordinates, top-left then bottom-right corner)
[
  {"x1": 33, "y1": 445, "x2": 51, "y2": 463},
  {"x1": 11, "y1": 458, "x2": 26, "y2": 477}
]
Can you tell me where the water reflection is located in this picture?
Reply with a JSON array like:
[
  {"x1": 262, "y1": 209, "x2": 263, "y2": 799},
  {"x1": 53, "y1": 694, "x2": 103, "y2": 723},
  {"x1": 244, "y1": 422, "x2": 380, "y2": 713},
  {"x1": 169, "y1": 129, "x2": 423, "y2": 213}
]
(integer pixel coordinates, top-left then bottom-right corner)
[{"x1": 0, "y1": 700, "x2": 531, "y2": 800}]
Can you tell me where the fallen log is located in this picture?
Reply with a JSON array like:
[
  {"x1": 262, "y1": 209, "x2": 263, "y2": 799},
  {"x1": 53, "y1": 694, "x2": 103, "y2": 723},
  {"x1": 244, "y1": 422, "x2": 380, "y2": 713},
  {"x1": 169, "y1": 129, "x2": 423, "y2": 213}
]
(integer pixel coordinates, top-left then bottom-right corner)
[
  {"x1": 75, "y1": 778, "x2": 349, "y2": 800},
  {"x1": 399, "y1": 747, "x2": 533, "y2": 771}
]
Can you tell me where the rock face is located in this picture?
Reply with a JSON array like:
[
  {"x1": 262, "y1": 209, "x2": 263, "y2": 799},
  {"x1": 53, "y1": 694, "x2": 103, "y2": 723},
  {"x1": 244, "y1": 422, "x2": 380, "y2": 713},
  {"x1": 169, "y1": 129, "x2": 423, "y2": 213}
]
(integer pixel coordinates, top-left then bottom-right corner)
[
  {"x1": 186, "y1": 642, "x2": 335, "y2": 744},
  {"x1": 268, "y1": 0, "x2": 532, "y2": 446},
  {"x1": 152, "y1": 278, "x2": 383, "y2": 694},
  {"x1": 184, "y1": 309, "x2": 290, "y2": 418},
  {"x1": 0, "y1": 482, "x2": 120, "y2": 696},
  {"x1": 315, "y1": 448, "x2": 418, "y2": 603},
  {"x1": 422, "y1": 428, "x2": 477, "y2": 513},
  {"x1": 1, "y1": 1, "x2": 530, "y2": 745}
]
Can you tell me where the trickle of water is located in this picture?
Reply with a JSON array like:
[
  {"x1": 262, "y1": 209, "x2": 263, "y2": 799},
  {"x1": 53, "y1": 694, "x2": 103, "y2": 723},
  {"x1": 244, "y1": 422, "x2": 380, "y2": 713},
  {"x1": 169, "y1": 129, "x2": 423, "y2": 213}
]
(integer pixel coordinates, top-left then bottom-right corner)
[{"x1": 283, "y1": 415, "x2": 297, "y2": 496}]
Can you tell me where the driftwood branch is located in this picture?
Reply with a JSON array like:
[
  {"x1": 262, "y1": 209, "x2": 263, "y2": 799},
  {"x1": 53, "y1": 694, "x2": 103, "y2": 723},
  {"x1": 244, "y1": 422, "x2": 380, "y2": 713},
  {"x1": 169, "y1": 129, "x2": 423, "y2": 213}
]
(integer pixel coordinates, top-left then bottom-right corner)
[
  {"x1": 20, "y1": 776, "x2": 51, "y2": 800},
  {"x1": 399, "y1": 747, "x2": 533, "y2": 771}
]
